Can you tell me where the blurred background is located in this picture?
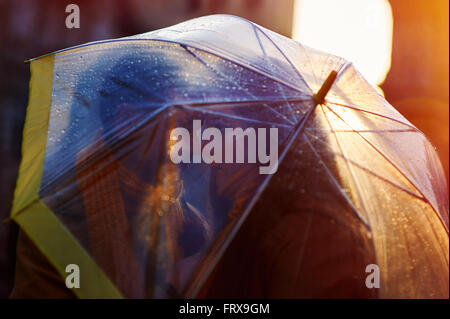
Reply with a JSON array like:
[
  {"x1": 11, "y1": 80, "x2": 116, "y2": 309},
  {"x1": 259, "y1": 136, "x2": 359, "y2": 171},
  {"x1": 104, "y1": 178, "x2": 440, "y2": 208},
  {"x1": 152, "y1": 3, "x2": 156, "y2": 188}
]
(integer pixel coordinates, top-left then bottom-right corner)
[{"x1": 0, "y1": 0, "x2": 448, "y2": 297}]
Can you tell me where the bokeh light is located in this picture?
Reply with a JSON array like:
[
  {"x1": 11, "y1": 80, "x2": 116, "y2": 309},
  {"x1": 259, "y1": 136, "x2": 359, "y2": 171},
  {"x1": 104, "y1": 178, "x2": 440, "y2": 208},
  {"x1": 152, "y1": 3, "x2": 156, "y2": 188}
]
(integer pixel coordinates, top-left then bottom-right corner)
[{"x1": 292, "y1": 0, "x2": 393, "y2": 86}]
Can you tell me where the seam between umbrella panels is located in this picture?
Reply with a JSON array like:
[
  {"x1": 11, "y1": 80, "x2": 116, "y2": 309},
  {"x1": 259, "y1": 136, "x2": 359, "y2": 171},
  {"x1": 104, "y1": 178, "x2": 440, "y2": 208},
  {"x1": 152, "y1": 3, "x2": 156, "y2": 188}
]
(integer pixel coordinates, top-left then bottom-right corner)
[
  {"x1": 325, "y1": 102, "x2": 430, "y2": 202},
  {"x1": 324, "y1": 103, "x2": 449, "y2": 233},
  {"x1": 251, "y1": 22, "x2": 313, "y2": 93},
  {"x1": 326, "y1": 65, "x2": 447, "y2": 227},
  {"x1": 303, "y1": 134, "x2": 370, "y2": 229},
  {"x1": 303, "y1": 130, "x2": 426, "y2": 201},
  {"x1": 327, "y1": 100, "x2": 421, "y2": 133},
  {"x1": 326, "y1": 102, "x2": 422, "y2": 195},
  {"x1": 175, "y1": 40, "x2": 313, "y2": 96},
  {"x1": 180, "y1": 44, "x2": 302, "y2": 126},
  {"x1": 229, "y1": 13, "x2": 350, "y2": 96},
  {"x1": 319, "y1": 104, "x2": 371, "y2": 227},
  {"x1": 251, "y1": 25, "x2": 306, "y2": 124}
]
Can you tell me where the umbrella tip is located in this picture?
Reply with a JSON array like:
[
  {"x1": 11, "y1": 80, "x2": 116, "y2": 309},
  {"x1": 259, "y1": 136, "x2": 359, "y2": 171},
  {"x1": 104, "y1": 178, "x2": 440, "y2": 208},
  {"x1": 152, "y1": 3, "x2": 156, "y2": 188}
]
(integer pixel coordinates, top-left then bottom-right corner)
[{"x1": 313, "y1": 70, "x2": 338, "y2": 104}]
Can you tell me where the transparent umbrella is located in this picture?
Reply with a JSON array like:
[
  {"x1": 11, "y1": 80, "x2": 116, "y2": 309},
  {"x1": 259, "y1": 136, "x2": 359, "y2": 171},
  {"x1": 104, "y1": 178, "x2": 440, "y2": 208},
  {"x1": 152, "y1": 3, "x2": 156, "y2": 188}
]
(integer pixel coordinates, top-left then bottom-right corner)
[{"x1": 10, "y1": 14, "x2": 448, "y2": 299}]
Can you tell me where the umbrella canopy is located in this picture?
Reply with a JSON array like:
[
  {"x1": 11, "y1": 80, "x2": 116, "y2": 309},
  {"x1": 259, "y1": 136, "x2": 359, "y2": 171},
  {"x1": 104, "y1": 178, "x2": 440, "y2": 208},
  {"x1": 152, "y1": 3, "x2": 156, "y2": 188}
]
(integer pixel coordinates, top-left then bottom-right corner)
[{"x1": 11, "y1": 14, "x2": 448, "y2": 298}]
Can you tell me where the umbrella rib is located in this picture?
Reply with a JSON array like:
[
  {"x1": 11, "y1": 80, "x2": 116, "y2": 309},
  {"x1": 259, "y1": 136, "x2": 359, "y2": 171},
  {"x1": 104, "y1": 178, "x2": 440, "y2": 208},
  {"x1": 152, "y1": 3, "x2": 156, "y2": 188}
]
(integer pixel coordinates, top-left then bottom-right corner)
[
  {"x1": 174, "y1": 38, "x2": 315, "y2": 94},
  {"x1": 326, "y1": 100, "x2": 420, "y2": 132},
  {"x1": 275, "y1": 85, "x2": 301, "y2": 124},
  {"x1": 319, "y1": 104, "x2": 371, "y2": 226},
  {"x1": 181, "y1": 44, "x2": 297, "y2": 126},
  {"x1": 180, "y1": 105, "x2": 293, "y2": 128},
  {"x1": 181, "y1": 44, "x2": 298, "y2": 125},
  {"x1": 331, "y1": 129, "x2": 416, "y2": 133},
  {"x1": 324, "y1": 103, "x2": 431, "y2": 205},
  {"x1": 176, "y1": 97, "x2": 311, "y2": 108},
  {"x1": 304, "y1": 130, "x2": 427, "y2": 201},
  {"x1": 280, "y1": 69, "x2": 340, "y2": 149},
  {"x1": 253, "y1": 24, "x2": 313, "y2": 92},
  {"x1": 252, "y1": 25, "x2": 300, "y2": 124},
  {"x1": 303, "y1": 135, "x2": 370, "y2": 229},
  {"x1": 334, "y1": 62, "x2": 353, "y2": 83}
]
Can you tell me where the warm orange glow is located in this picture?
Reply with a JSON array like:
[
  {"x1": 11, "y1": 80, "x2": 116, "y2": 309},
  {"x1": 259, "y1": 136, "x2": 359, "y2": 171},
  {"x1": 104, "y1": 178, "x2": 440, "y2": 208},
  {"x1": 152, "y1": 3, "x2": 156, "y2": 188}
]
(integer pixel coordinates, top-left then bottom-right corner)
[{"x1": 292, "y1": 0, "x2": 393, "y2": 86}]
